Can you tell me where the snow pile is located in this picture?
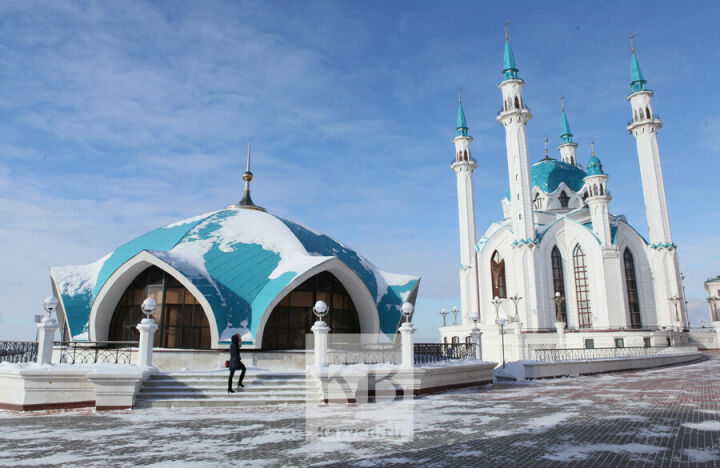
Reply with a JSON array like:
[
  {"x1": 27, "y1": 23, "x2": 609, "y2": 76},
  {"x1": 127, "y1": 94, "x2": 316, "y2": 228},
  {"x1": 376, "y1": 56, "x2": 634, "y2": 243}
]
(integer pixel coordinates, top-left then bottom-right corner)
[
  {"x1": 51, "y1": 253, "x2": 112, "y2": 296},
  {"x1": 682, "y1": 420, "x2": 720, "y2": 431},
  {"x1": 493, "y1": 360, "x2": 538, "y2": 382},
  {"x1": 220, "y1": 319, "x2": 253, "y2": 341}
]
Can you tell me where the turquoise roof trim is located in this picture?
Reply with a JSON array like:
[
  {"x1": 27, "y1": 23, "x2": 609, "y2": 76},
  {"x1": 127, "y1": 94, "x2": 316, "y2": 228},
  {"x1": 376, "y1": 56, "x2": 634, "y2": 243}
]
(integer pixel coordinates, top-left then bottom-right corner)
[
  {"x1": 630, "y1": 53, "x2": 647, "y2": 93},
  {"x1": 560, "y1": 110, "x2": 573, "y2": 144},
  {"x1": 506, "y1": 159, "x2": 587, "y2": 200},
  {"x1": 585, "y1": 155, "x2": 605, "y2": 176},
  {"x1": 502, "y1": 40, "x2": 519, "y2": 80},
  {"x1": 456, "y1": 102, "x2": 469, "y2": 136}
]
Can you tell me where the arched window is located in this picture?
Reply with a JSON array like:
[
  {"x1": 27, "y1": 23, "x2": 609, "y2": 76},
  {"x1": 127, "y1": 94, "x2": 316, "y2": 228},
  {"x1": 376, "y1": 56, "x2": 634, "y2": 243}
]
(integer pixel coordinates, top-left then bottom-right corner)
[
  {"x1": 593, "y1": 184, "x2": 598, "y2": 196},
  {"x1": 262, "y1": 271, "x2": 360, "y2": 349},
  {"x1": 514, "y1": 97, "x2": 520, "y2": 109},
  {"x1": 624, "y1": 249, "x2": 642, "y2": 328},
  {"x1": 573, "y1": 245, "x2": 592, "y2": 328},
  {"x1": 491, "y1": 251, "x2": 507, "y2": 298},
  {"x1": 464, "y1": 150, "x2": 468, "y2": 160},
  {"x1": 551, "y1": 246, "x2": 567, "y2": 323},
  {"x1": 559, "y1": 191, "x2": 569, "y2": 208},
  {"x1": 582, "y1": 191, "x2": 589, "y2": 207},
  {"x1": 646, "y1": 107, "x2": 651, "y2": 119},
  {"x1": 504, "y1": 100, "x2": 507, "y2": 111},
  {"x1": 599, "y1": 184, "x2": 604, "y2": 195},
  {"x1": 108, "y1": 266, "x2": 211, "y2": 349},
  {"x1": 533, "y1": 192, "x2": 541, "y2": 210}
]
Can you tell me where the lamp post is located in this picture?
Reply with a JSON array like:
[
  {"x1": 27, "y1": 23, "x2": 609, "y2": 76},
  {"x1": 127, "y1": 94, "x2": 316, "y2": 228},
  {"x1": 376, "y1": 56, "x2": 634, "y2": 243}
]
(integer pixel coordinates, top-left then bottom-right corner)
[
  {"x1": 137, "y1": 296, "x2": 159, "y2": 368},
  {"x1": 400, "y1": 302, "x2": 415, "y2": 369},
  {"x1": 451, "y1": 306, "x2": 459, "y2": 326},
  {"x1": 707, "y1": 296, "x2": 720, "y2": 322},
  {"x1": 43, "y1": 295, "x2": 59, "y2": 319},
  {"x1": 553, "y1": 292, "x2": 565, "y2": 323},
  {"x1": 470, "y1": 312, "x2": 482, "y2": 360},
  {"x1": 141, "y1": 297, "x2": 157, "y2": 320},
  {"x1": 311, "y1": 300, "x2": 330, "y2": 368},
  {"x1": 508, "y1": 295, "x2": 522, "y2": 322},
  {"x1": 440, "y1": 308, "x2": 448, "y2": 327},
  {"x1": 496, "y1": 317, "x2": 507, "y2": 368},
  {"x1": 37, "y1": 296, "x2": 60, "y2": 365},
  {"x1": 491, "y1": 296, "x2": 503, "y2": 321}
]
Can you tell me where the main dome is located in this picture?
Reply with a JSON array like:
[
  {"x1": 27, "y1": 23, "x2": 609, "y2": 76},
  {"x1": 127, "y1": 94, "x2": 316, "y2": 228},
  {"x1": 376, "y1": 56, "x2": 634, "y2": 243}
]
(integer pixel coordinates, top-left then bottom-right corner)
[
  {"x1": 50, "y1": 207, "x2": 420, "y2": 346},
  {"x1": 506, "y1": 158, "x2": 587, "y2": 200}
]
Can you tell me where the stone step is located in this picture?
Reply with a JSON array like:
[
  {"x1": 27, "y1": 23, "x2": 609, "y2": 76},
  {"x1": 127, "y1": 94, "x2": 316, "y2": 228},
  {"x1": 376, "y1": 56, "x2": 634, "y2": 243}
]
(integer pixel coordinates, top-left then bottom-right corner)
[
  {"x1": 140, "y1": 384, "x2": 318, "y2": 393},
  {"x1": 133, "y1": 396, "x2": 320, "y2": 408},
  {"x1": 152, "y1": 372, "x2": 307, "y2": 380},
  {"x1": 144, "y1": 377, "x2": 314, "y2": 387},
  {"x1": 136, "y1": 390, "x2": 312, "y2": 399}
]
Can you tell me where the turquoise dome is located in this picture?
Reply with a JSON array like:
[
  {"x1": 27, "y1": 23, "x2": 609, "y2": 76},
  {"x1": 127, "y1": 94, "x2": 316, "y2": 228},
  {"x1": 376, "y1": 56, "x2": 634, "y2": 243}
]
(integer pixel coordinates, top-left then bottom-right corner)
[
  {"x1": 506, "y1": 159, "x2": 587, "y2": 199},
  {"x1": 586, "y1": 155, "x2": 605, "y2": 176}
]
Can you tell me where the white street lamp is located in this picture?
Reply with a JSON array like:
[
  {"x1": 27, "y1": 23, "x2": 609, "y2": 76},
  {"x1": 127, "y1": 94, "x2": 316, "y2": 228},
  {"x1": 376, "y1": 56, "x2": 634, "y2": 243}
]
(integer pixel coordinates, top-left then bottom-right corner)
[
  {"x1": 553, "y1": 292, "x2": 565, "y2": 323},
  {"x1": 668, "y1": 296, "x2": 682, "y2": 322},
  {"x1": 440, "y1": 308, "x2": 448, "y2": 327},
  {"x1": 451, "y1": 306, "x2": 459, "y2": 326},
  {"x1": 313, "y1": 300, "x2": 329, "y2": 321},
  {"x1": 707, "y1": 296, "x2": 720, "y2": 322},
  {"x1": 42, "y1": 295, "x2": 59, "y2": 319},
  {"x1": 508, "y1": 295, "x2": 522, "y2": 322},
  {"x1": 141, "y1": 297, "x2": 157, "y2": 320},
  {"x1": 401, "y1": 302, "x2": 414, "y2": 323},
  {"x1": 495, "y1": 316, "x2": 507, "y2": 368}
]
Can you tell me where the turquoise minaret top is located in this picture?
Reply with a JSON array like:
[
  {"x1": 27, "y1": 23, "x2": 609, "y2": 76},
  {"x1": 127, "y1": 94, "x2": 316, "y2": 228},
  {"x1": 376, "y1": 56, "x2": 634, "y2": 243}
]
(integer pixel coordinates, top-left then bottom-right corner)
[
  {"x1": 456, "y1": 100, "x2": 469, "y2": 137},
  {"x1": 586, "y1": 144, "x2": 605, "y2": 176},
  {"x1": 629, "y1": 36, "x2": 647, "y2": 93},
  {"x1": 560, "y1": 102, "x2": 574, "y2": 144},
  {"x1": 502, "y1": 23, "x2": 519, "y2": 81}
]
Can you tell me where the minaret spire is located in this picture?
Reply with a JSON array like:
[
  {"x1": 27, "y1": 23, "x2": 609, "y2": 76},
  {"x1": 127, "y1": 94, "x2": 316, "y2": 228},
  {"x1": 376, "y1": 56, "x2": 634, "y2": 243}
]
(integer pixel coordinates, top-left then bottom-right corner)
[
  {"x1": 230, "y1": 143, "x2": 266, "y2": 211},
  {"x1": 558, "y1": 96, "x2": 578, "y2": 166},
  {"x1": 543, "y1": 136, "x2": 549, "y2": 160},
  {"x1": 456, "y1": 87, "x2": 469, "y2": 136},
  {"x1": 502, "y1": 20, "x2": 519, "y2": 81},
  {"x1": 629, "y1": 33, "x2": 647, "y2": 93}
]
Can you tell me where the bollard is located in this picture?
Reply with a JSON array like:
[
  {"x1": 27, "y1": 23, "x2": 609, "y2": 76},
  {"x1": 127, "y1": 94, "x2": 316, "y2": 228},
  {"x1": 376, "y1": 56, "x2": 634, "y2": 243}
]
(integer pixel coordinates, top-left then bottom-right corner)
[
  {"x1": 311, "y1": 320, "x2": 330, "y2": 367},
  {"x1": 36, "y1": 317, "x2": 59, "y2": 365},
  {"x1": 400, "y1": 322, "x2": 415, "y2": 369},
  {"x1": 136, "y1": 318, "x2": 158, "y2": 368}
]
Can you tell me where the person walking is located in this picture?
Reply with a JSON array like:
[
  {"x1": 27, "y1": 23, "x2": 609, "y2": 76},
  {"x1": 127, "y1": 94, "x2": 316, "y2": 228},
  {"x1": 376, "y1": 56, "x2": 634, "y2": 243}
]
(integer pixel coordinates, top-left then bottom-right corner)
[{"x1": 227, "y1": 334, "x2": 246, "y2": 393}]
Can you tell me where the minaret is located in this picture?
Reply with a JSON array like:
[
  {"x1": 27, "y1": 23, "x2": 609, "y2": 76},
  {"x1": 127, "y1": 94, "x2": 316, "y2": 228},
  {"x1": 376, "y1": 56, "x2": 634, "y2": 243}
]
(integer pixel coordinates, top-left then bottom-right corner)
[
  {"x1": 558, "y1": 97, "x2": 578, "y2": 166},
  {"x1": 626, "y1": 36, "x2": 671, "y2": 246},
  {"x1": 497, "y1": 22, "x2": 535, "y2": 243},
  {"x1": 626, "y1": 35, "x2": 685, "y2": 328},
  {"x1": 583, "y1": 142, "x2": 612, "y2": 246},
  {"x1": 451, "y1": 90, "x2": 481, "y2": 323}
]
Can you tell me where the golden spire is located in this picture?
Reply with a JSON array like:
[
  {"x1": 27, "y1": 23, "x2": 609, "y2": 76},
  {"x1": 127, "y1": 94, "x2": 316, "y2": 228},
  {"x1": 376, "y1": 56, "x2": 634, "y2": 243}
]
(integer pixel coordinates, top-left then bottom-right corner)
[
  {"x1": 561, "y1": 95, "x2": 565, "y2": 112},
  {"x1": 591, "y1": 140, "x2": 596, "y2": 157},
  {"x1": 505, "y1": 20, "x2": 509, "y2": 41},
  {"x1": 544, "y1": 136, "x2": 549, "y2": 159},
  {"x1": 630, "y1": 33, "x2": 635, "y2": 54},
  {"x1": 458, "y1": 87, "x2": 462, "y2": 104}
]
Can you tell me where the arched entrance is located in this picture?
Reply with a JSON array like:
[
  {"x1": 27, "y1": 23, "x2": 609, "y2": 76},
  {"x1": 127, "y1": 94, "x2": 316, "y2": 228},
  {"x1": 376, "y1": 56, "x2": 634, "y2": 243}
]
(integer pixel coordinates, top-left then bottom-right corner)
[
  {"x1": 108, "y1": 266, "x2": 211, "y2": 349},
  {"x1": 261, "y1": 271, "x2": 360, "y2": 349}
]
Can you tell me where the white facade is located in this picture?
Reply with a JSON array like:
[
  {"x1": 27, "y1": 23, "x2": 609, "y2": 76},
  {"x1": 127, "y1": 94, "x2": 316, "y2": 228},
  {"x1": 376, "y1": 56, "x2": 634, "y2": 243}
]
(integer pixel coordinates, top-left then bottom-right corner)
[{"x1": 441, "y1": 40, "x2": 688, "y2": 363}]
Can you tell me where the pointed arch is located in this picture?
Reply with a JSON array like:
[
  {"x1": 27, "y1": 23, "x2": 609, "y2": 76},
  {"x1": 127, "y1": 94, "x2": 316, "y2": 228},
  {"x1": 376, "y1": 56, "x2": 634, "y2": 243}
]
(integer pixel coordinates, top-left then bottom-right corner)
[
  {"x1": 490, "y1": 250, "x2": 507, "y2": 299},
  {"x1": 514, "y1": 96, "x2": 520, "y2": 109},
  {"x1": 551, "y1": 246, "x2": 567, "y2": 322},
  {"x1": 559, "y1": 191, "x2": 569, "y2": 208},
  {"x1": 624, "y1": 248, "x2": 642, "y2": 328},
  {"x1": 645, "y1": 107, "x2": 651, "y2": 119},
  {"x1": 599, "y1": 184, "x2": 604, "y2": 195},
  {"x1": 573, "y1": 244, "x2": 592, "y2": 328}
]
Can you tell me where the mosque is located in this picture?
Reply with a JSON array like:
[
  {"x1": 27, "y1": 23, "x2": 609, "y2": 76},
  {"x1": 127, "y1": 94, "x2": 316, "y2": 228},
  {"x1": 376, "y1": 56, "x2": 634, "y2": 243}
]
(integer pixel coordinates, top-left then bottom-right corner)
[
  {"x1": 439, "y1": 31, "x2": 688, "y2": 362},
  {"x1": 49, "y1": 147, "x2": 420, "y2": 354}
]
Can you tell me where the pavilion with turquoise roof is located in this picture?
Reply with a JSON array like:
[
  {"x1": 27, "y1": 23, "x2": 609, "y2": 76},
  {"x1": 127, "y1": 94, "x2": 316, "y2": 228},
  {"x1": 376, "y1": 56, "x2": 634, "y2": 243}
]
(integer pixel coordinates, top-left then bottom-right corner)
[{"x1": 50, "y1": 158, "x2": 419, "y2": 350}]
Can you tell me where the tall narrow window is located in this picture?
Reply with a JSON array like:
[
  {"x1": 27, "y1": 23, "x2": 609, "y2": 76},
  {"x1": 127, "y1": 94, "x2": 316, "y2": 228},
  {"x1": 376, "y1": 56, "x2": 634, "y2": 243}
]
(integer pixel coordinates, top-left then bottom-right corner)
[
  {"x1": 624, "y1": 249, "x2": 642, "y2": 328},
  {"x1": 559, "y1": 191, "x2": 569, "y2": 208},
  {"x1": 491, "y1": 251, "x2": 507, "y2": 298},
  {"x1": 514, "y1": 97, "x2": 520, "y2": 109},
  {"x1": 533, "y1": 193, "x2": 541, "y2": 210},
  {"x1": 573, "y1": 244, "x2": 592, "y2": 328},
  {"x1": 551, "y1": 246, "x2": 567, "y2": 322}
]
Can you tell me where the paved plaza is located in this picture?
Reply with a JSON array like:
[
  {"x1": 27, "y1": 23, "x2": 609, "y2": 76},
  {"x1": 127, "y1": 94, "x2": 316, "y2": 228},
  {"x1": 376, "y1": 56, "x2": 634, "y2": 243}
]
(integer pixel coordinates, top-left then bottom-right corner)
[{"x1": 2, "y1": 354, "x2": 720, "y2": 467}]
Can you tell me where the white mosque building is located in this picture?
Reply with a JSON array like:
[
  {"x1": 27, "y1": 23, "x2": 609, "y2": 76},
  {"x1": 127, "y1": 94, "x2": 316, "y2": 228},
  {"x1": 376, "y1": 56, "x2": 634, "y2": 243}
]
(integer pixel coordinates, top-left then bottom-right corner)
[{"x1": 440, "y1": 32, "x2": 688, "y2": 362}]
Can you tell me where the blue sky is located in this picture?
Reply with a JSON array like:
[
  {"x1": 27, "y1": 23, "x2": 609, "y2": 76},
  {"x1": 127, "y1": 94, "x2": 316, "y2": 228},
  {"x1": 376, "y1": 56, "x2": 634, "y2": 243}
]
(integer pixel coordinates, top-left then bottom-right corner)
[{"x1": 1, "y1": 1, "x2": 718, "y2": 341}]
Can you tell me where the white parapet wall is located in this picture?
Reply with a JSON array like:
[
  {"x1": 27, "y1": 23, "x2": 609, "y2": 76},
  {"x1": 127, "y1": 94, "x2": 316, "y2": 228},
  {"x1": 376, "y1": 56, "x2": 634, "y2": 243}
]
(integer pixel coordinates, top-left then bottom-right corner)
[
  {"x1": 310, "y1": 360, "x2": 497, "y2": 403},
  {"x1": 495, "y1": 348, "x2": 702, "y2": 381}
]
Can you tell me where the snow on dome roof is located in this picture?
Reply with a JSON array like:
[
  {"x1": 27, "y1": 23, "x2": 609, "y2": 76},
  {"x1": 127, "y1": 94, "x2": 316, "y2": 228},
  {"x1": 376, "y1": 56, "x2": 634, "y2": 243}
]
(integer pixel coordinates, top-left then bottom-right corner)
[{"x1": 51, "y1": 208, "x2": 419, "y2": 342}]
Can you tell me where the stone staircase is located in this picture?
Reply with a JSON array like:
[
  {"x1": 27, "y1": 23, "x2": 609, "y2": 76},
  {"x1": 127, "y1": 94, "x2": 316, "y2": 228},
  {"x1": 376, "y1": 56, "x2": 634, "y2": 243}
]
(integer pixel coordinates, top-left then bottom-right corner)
[{"x1": 134, "y1": 371, "x2": 322, "y2": 408}]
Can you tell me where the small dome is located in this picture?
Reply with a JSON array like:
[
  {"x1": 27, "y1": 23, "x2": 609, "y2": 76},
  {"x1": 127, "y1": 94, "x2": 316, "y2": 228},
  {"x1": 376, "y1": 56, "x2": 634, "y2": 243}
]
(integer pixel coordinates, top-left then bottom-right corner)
[
  {"x1": 506, "y1": 159, "x2": 586, "y2": 200},
  {"x1": 586, "y1": 155, "x2": 605, "y2": 176}
]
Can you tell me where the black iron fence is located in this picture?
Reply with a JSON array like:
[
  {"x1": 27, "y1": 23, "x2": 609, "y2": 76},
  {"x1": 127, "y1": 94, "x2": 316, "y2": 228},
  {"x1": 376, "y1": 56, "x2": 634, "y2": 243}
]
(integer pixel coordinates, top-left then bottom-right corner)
[
  {"x1": 531, "y1": 346, "x2": 671, "y2": 362},
  {"x1": 0, "y1": 341, "x2": 38, "y2": 363},
  {"x1": 414, "y1": 343, "x2": 478, "y2": 365},
  {"x1": 56, "y1": 341, "x2": 136, "y2": 364}
]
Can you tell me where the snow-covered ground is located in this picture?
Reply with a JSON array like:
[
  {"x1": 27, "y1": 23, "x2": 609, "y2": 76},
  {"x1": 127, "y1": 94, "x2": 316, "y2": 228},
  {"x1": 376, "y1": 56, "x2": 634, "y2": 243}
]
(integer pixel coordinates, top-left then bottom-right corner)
[{"x1": 2, "y1": 353, "x2": 720, "y2": 466}]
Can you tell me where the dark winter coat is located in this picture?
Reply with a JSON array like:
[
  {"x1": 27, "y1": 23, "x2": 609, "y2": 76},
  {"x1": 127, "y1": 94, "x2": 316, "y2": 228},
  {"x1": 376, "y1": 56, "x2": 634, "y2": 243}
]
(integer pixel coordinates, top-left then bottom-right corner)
[{"x1": 229, "y1": 338, "x2": 242, "y2": 371}]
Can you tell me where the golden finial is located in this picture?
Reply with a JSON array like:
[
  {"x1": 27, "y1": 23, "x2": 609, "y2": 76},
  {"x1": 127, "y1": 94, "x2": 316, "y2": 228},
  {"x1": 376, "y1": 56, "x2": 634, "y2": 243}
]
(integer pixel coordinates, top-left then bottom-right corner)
[
  {"x1": 591, "y1": 140, "x2": 596, "y2": 157},
  {"x1": 561, "y1": 96, "x2": 565, "y2": 112},
  {"x1": 458, "y1": 87, "x2": 462, "y2": 104},
  {"x1": 630, "y1": 33, "x2": 635, "y2": 54},
  {"x1": 544, "y1": 136, "x2": 549, "y2": 159},
  {"x1": 505, "y1": 20, "x2": 509, "y2": 41},
  {"x1": 242, "y1": 143, "x2": 253, "y2": 182}
]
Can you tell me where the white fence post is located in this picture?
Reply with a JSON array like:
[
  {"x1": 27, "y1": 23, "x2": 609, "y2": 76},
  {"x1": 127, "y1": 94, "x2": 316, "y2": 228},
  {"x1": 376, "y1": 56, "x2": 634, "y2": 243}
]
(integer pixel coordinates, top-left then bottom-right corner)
[
  {"x1": 470, "y1": 328, "x2": 482, "y2": 360},
  {"x1": 311, "y1": 320, "x2": 330, "y2": 367},
  {"x1": 136, "y1": 318, "x2": 158, "y2": 368},
  {"x1": 400, "y1": 322, "x2": 415, "y2": 369},
  {"x1": 36, "y1": 318, "x2": 58, "y2": 365}
]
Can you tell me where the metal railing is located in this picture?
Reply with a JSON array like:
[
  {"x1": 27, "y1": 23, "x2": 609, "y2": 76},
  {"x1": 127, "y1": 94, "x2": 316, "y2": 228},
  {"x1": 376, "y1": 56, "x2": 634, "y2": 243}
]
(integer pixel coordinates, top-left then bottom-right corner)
[
  {"x1": 532, "y1": 345, "x2": 671, "y2": 362},
  {"x1": 0, "y1": 341, "x2": 38, "y2": 363},
  {"x1": 56, "y1": 341, "x2": 136, "y2": 364},
  {"x1": 414, "y1": 343, "x2": 477, "y2": 365}
]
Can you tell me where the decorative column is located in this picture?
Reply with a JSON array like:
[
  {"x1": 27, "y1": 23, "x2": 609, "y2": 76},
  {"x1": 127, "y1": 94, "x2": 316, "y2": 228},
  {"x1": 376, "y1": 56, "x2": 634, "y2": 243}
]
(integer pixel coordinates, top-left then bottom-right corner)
[
  {"x1": 36, "y1": 318, "x2": 58, "y2": 365},
  {"x1": 136, "y1": 318, "x2": 158, "y2": 368},
  {"x1": 311, "y1": 320, "x2": 330, "y2": 368},
  {"x1": 400, "y1": 322, "x2": 415, "y2": 369},
  {"x1": 470, "y1": 327, "x2": 482, "y2": 360}
]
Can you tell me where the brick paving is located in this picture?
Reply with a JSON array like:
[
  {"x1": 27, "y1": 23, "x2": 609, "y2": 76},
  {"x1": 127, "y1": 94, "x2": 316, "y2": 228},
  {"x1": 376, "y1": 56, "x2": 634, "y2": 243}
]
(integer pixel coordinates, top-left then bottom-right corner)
[{"x1": 2, "y1": 353, "x2": 720, "y2": 467}]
